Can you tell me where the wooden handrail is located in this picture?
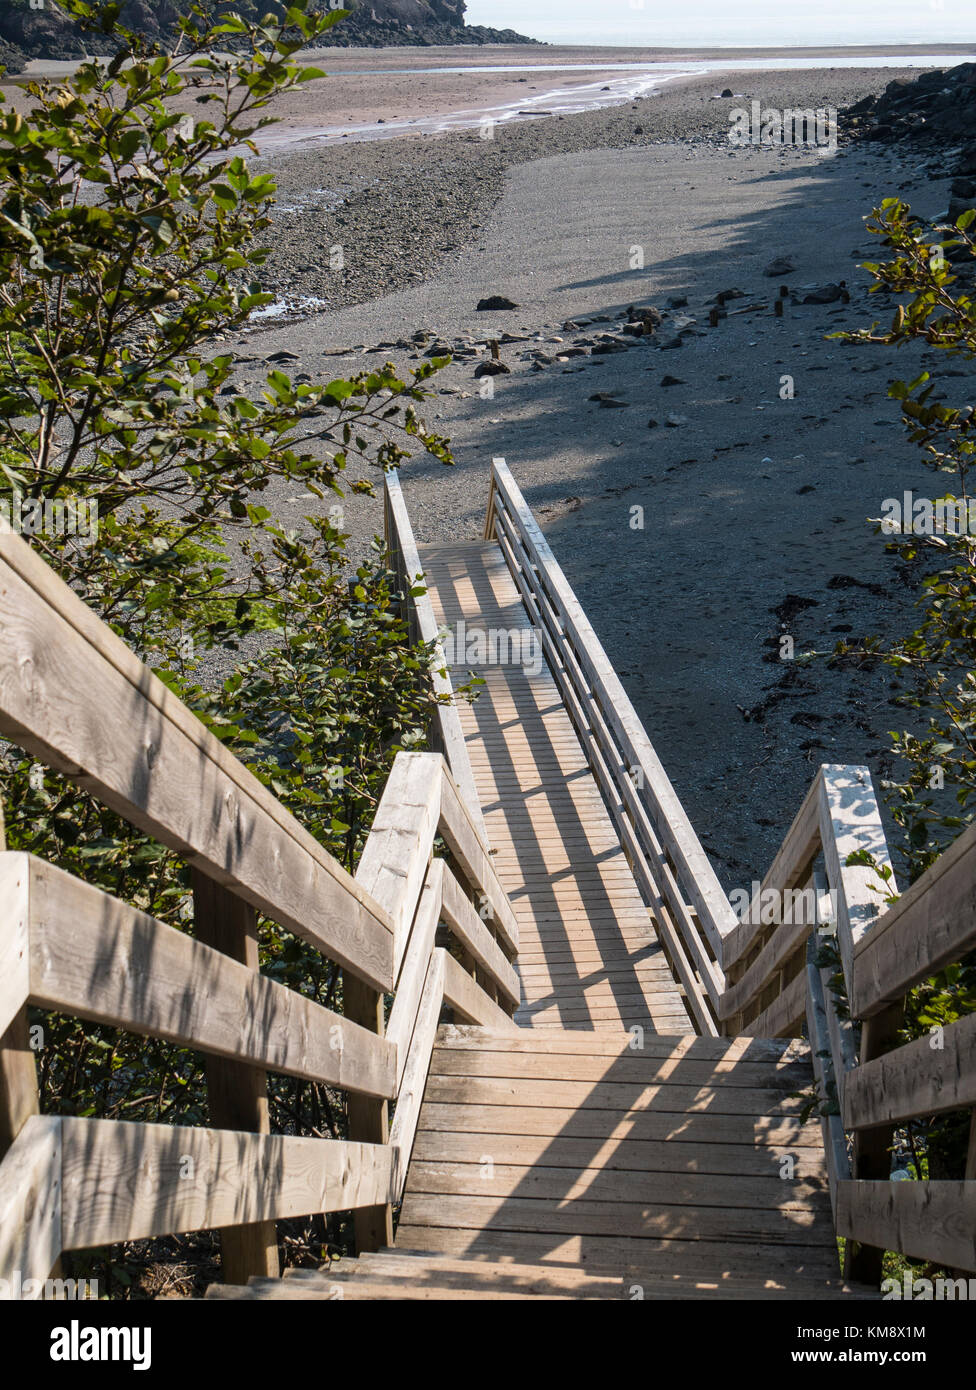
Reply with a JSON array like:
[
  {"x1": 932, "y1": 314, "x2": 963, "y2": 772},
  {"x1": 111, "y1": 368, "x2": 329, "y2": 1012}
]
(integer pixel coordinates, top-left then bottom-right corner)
[
  {"x1": 712, "y1": 757, "x2": 976, "y2": 1278},
  {"x1": 0, "y1": 507, "x2": 521, "y2": 1294},
  {"x1": 0, "y1": 751, "x2": 520, "y2": 1289},
  {"x1": 0, "y1": 851, "x2": 397, "y2": 1098},
  {"x1": 0, "y1": 524, "x2": 395, "y2": 993},
  {"x1": 481, "y1": 459, "x2": 976, "y2": 1279},
  {"x1": 486, "y1": 455, "x2": 735, "y2": 1035},
  {"x1": 850, "y1": 815, "x2": 976, "y2": 1018},
  {"x1": 383, "y1": 470, "x2": 488, "y2": 844},
  {"x1": 0, "y1": 1112, "x2": 398, "y2": 1287}
]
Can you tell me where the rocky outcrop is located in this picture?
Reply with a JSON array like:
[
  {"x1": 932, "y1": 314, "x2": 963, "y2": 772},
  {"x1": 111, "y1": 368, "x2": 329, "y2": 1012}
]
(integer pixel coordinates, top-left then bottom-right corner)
[
  {"x1": 0, "y1": 0, "x2": 536, "y2": 69},
  {"x1": 314, "y1": 0, "x2": 536, "y2": 46},
  {"x1": 842, "y1": 63, "x2": 976, "y2": 180}
]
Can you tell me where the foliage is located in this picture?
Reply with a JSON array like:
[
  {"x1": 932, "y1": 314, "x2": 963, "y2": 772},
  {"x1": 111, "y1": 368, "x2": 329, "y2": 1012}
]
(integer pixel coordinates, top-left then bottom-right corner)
[
  {"x1": 836, "y1": 196, "x2": 976, "y2": 879},
  {"x1": 831, "y1": 196, "x2": 976, "y2": 1188},
  {"x1": 0, "y1": 0, "x2": 454, "y2": 1289}
]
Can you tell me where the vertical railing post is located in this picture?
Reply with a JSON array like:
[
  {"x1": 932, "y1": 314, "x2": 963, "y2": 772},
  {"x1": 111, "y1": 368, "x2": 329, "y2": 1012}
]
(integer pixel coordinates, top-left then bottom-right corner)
[
  {"x1": 191, "y1": 869, "x2": 280, "y2": 1283},
  {"x1": 483, "y1": 466, "x2": 498, "y2": 541},
  {"x1": 844, "y1": 1000, "x2": 903, "y2": 1284},
  {"x1": 0, "y1": 800, "x2": 38, "y2": 1155},
  {"x1": 343, "y1": 976, "x2": 394, "y2": 1253},
  {"x1": 0, "y1": 798, "x2": 63, "y2": 1285}
]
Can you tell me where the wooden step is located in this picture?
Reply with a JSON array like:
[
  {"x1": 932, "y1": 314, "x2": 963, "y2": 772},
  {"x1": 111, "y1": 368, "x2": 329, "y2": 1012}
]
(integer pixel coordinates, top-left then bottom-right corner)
[
  {"x1": 204, "y1": 1249, "x2": 876, "y2": 1300},
  {"x1": 357, "y1": 1250, "x2": 876, "y2": 1300},
  {"x1": 397, "y1": 1026, "x2": 842, "y2": 1286}
]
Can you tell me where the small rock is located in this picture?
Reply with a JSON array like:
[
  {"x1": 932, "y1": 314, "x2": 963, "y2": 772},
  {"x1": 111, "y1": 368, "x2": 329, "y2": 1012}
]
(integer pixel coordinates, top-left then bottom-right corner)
[
  {"x1": 474, "y1": 361, "x2": 511, "y2": 377},
  {"x1": 666, "y1": 414, "x2": 689, "y2": 427},
  {"x1": 764, "y1": 256, "x2": 796, "y2": 277},
  {"x1": 795, "y1": 283, "x2": 846, "y2": 305},
  {"x1": 660, "y1": 375, "x2": 684, "y2": 387},
  {"x1": 666, "y1": 295, "x2": 689, "y2": 309},
  {"x1": 476, "y1": 295, "x2": 519, "y2": 311}
]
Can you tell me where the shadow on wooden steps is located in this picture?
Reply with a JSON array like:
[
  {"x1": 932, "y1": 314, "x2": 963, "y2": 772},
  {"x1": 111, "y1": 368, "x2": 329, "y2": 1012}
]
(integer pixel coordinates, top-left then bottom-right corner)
[{"x1": 207, "y1": 1026, "x2": 876, "y2": 1301}]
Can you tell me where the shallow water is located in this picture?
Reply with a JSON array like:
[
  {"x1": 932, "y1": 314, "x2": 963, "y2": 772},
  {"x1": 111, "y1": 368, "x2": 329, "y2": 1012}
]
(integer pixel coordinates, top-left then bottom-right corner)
[{"x1": 260, "y1": 52, "x2": 976, "y2": 150}]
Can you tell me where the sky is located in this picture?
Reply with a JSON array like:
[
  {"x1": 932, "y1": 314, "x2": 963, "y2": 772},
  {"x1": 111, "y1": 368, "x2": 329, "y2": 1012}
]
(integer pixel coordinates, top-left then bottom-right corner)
[{"x1": 465, "y1": 0, "x2": 976, "y2": 47}]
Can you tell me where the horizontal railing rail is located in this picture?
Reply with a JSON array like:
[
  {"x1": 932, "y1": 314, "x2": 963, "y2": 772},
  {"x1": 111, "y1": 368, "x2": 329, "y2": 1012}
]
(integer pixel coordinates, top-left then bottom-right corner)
[
  {"x1": 0, "y1": 522, "x2": 394, "y2": 992},
  {"x1": 486, "y1": 455, "x2": 737, "y2": 1035},
  {"x1": 384, "y1": 469, "x2": 487, "y2": 845},
  {"x1": 0, "y1": 516, "x2": 519, "y2": 1296}
]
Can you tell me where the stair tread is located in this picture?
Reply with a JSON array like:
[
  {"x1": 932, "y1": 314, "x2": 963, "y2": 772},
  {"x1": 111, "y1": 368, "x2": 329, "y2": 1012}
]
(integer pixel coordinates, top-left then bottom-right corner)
[{"x1": 203, "y1": 1250, "x2": 875, "y2": 1300}]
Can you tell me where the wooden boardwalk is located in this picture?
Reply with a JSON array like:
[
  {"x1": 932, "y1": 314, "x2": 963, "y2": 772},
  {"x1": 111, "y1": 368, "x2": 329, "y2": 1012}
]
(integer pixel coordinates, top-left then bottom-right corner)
[
  {"x1": 419, "y1": 541, "x2": 691, "y2": 1034},
  {"x1": 395, "y1": 1027, "x2": 845, "y2": 1288},
  {"x1": 13, "y1": 460, "x2": 969, "y2": 1302}
]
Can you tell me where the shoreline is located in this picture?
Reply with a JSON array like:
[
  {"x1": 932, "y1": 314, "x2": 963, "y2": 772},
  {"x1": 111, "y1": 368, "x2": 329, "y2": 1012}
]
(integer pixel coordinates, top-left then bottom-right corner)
[
  {"x1": 251, "y1": 66, "x2": 923, "y2": 314},
  {"x1": 223, "y1": 63, "x2": 970, "y2": 883}
]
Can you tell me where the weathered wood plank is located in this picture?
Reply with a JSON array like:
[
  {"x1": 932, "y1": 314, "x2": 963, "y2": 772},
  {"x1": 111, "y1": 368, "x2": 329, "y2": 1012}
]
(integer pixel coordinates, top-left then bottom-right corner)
[
  {"x1": 344, "y1": 972, "x2": 393, "y2": 1254},
  {"x1": 393, "y1": 1223, "x2": 839, "y2": 1275},
  {"x1": 410, "y1": 1129, "x2": 828, "y2": 1177},
  {"x1": 429, "y1": 1049, "x2": 812, "y2": 1089},
  {"x1": 398, "y1": 1191, "x2": 833, "y2": 1243},
  {"x1": 439, "y1": 864, "x2": 520, "y2": 1007},
  {"x1": 436, "y1": 1026, "x2": 808, "y2": 1060},
  {"x1": 722, "y1": 770, "x2": 823, "y2": 970},
  {"x1": 386, "y1": 858, "x2": 444, "y2": 1075},
  {"x1": 440, "y1": 953, "x2": 520, "y2": 1033},
  {"x1": 843, "y1": 1011, "x2": 976, "y2": 1130},
  {"x1": 192, "y1": 870, "x2": 279, "y2": 1283},
  {"x1": 0, "y1": 1114, "x2": 61, "y2": 1289},
  {"x1": 739, "y1": 968, "x2": 807, "y2": 1040},
  {"x1": 719, "y1": 918, "x2": 811, "y2": 1023},
  {"x1": 389, "y1": 950, "x2": 445, "y2": 1197},
  {"x1": 836, "y1": 1179, "x2": 976, "y2": 1273},
  {"x1": 437, "y1": 763, "x2": 519, "y2": 959},
  {"x1": 59, "y1": 1120, "x2": 398, "y2": 1250},
  {"x1": 423, "y1": 1073, "x2": 812, "y2": 1117},
  {"x1": 407, "y1": 1159, "x2": 826, "y2": 1210},
  {"x1": 851, "y1": 816, "x2": 976, "y2": 1017},
  {"x1": 414, "y1": 1101, "x2": 824, "y2": 1146},
  {"x1": 355, "y1": 751, "x2": 441, "y2": 976},
  {"x1": 383, "y1": 471, "x2": 487, "y2": 842},
  {"x1": 0, "y1": 836, "x2": 39, "y2": 1192},
  {"x1": 19, "y1": 852, "x2": 395, "y2": 1099},
  {"x1": 0, "y1": 851, "x2": 29, "y2": 1042},
  {"x1": 806, "y1": 939, "x2": 850, "y2": 1217},
  {"x1": 818, "y1": 765, "x2": 896, "y2": 992},
  {"x1": 0, "y1": 528, "x2": 394, "y2": 992}
]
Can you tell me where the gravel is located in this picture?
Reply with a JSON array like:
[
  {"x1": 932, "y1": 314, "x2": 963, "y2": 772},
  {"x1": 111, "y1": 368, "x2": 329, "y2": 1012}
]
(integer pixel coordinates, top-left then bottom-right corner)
[{"x1": 255, "y1": 69, "x2": 915, "y2": 315}]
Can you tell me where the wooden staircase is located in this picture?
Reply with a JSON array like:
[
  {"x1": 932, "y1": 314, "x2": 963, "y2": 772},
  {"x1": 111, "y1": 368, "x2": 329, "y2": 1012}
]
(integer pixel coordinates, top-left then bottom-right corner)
[
  {"x1": 211, "y1": 1026, "x2": 871, "y2": 1299},
  {"x1": 2, "y1": 457, "x2": 974, "y2": 1303}
]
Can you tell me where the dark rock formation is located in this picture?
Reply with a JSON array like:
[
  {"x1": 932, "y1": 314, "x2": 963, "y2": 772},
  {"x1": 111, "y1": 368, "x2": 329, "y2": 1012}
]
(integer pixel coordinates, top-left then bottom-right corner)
[
  {"x1": 842, "y1": 63, "x2": 976, "y2": 180},
  {"x1": 0, "y1": 0, "x2": 537, "y2": 68}
]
